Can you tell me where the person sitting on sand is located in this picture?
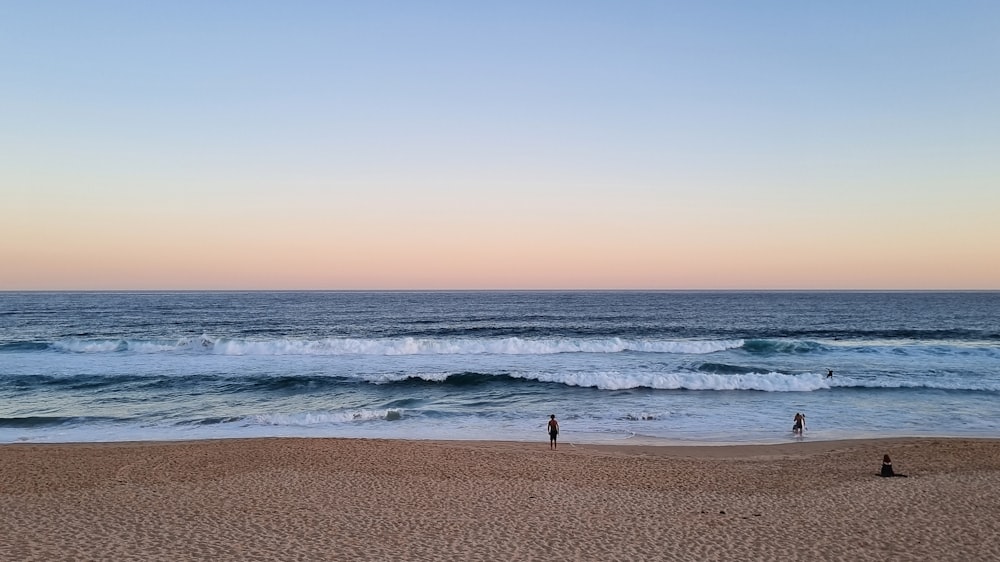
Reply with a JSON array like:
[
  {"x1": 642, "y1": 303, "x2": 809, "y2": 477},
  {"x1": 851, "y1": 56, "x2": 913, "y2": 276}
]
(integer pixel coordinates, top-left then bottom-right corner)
[
  {"x1": 547, "y1": 414, "x2": 559, "y2": 450},
  {"x1": 880, "y1": 454, "x2": 908, "y2": 477},
  {"x1": 792, "y1": 412, "x2": 805, "y2": 435}
]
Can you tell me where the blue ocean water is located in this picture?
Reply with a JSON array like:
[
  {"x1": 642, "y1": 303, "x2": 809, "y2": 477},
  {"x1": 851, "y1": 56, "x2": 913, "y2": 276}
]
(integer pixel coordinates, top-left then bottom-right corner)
[{"x1": 1, "y1": 291, "x2": 997, "y2": 444}]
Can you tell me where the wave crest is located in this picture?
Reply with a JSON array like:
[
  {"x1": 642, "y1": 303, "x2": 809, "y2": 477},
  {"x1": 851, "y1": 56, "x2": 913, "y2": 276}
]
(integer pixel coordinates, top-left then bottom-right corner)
[
  {"x1": 248, "y1": 410, "x2": 404, "y2": 425},
  {"x1": 742, "y1": 339, "x2": 826, "y2": 354},
  {"x1": 514, "y1": 371, "x2": 831, "y2": 391},
  {"x1": 45, "y1": 336, "x2": 744, "y2": 356}
]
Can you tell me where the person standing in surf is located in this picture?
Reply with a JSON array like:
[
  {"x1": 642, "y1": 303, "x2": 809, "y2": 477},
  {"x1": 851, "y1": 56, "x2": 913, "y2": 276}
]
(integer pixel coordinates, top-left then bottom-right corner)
[
  {"x1": 547, "y1": 414, "x2": 560, "y2": 450},
  {"x1": 792, "y1": 412, "x2": 805, "y2": 436}
]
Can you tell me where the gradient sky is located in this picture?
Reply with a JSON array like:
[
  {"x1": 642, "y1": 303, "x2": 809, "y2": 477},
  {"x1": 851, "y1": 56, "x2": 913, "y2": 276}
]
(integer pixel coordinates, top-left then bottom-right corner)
[{"x1": 3, "y1": 1, "x2": 998, "y2": 290}]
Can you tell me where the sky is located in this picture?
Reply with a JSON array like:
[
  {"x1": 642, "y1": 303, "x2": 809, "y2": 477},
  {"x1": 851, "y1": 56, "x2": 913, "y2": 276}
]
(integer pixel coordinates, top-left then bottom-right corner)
[{"x1": 2, "y1": 1, "x2": 998, "y2": 290}]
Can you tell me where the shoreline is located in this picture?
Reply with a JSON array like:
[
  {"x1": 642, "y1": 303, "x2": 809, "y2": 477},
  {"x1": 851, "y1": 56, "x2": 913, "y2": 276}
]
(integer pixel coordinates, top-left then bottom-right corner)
[
  {"x1": 3, "y1": 436, "x2": 999, "y2": 561},
  {"x1": 4, "y1": 431, "x2": 997, "y2": 449}
]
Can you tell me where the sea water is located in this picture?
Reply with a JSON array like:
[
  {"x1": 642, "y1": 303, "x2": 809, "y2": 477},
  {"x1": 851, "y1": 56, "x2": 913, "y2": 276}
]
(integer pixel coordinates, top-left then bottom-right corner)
[{"x1": 1, "y1": 291, "x2": 997, "y2": 444}]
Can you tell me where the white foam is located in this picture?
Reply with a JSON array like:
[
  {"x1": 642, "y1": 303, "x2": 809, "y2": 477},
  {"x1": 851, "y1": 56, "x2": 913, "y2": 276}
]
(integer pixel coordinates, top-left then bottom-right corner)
[
  {"x1": 248, "y1": 409, "x2": 404, "y2": 425},
  {"x1": 513, "y1": 370, "x2": 833, "y2": 391},
  {"x1": 837, "y1": 377, "x2": 1000, "y2": 392},
  {"x1": 326, "y1": 369, "x2": 1000, "y2": 392},
  {"x1": 53, "y1": 339, "x2": 123, "y2": 353},
  {"x1": 360, "y1": 372, "x2": 453, "y2": 384},
  {"x1": 53, "y1": 336, "x2": 213, "y2": 353},
  {"x1": 211, "y1": 336, "x2": 745, "y2": 356},
  {"x1": 51, "y1": 336, "x2": 745, "y2": 356}
]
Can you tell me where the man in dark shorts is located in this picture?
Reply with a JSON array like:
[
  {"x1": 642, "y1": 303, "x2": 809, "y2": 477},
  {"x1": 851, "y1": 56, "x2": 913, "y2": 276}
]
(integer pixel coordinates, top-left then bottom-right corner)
[
  {"x1": 793, "y1": 412, "x2": 805, "y2": 435},
  {"x1": 547, "y1": 414, "x2": 559, "y2": 450}
]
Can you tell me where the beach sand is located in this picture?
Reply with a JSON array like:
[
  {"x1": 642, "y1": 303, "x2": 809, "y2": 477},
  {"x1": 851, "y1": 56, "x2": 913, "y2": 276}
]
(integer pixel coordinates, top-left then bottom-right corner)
[{"x1": 2, "y1": 437, "x2": 998, "y2": 561}]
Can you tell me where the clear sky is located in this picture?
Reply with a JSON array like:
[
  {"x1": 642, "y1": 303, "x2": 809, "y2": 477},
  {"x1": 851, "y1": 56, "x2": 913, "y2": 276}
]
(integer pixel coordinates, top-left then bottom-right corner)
[{"x1": 3, "y1": 1, "x2": 998, "y2": 290}]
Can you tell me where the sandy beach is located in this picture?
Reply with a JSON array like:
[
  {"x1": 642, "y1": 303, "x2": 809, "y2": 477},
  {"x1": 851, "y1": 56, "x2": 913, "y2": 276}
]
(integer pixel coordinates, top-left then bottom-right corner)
[{"x1": 1, "y1": 437, "x2": 998, "y2": 561}]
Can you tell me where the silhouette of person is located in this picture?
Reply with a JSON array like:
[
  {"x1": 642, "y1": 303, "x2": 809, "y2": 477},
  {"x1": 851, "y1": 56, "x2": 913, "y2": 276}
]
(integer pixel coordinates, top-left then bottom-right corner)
[
  {"x1": 792, "y1": 412, "x2": 805, "y2": 435},
  {"x1": 547, "y1": 414, "x2": 559, "y2": 450},
  {"x1": 880, "y1": 454, "x2": 908, "y2": 477}
]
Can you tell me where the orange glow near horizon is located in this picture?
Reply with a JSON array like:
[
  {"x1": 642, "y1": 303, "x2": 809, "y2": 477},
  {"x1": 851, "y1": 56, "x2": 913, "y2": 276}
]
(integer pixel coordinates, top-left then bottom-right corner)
[{"x1": 3, "y1": 198, "x2": 997, "y2": 290}]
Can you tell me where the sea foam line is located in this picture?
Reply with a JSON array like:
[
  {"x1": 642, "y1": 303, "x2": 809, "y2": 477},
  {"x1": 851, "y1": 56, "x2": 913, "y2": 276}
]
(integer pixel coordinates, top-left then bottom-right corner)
[
  {"x1": 50, "y1": 336, "x2": 745, "y2": 356},
  {"x1": 500, "y1": 371, "x2": 1000, "y2": 392},
  {"x1": 248, "y1": 410, "x2": 404, "y2": 425},
  {"x1": 511, "y1": 370, "x2": 833, "y2": 391}
]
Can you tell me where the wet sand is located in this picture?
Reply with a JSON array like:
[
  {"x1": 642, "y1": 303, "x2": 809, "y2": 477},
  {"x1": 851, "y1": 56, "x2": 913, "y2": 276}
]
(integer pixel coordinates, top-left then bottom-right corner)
[{"x1": 2, "y1": 437, "x2": 998, "y2": 561}]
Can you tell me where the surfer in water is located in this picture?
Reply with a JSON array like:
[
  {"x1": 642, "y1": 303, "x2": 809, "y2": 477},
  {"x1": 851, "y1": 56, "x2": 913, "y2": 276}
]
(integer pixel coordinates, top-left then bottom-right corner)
[
  {"x1": 547, "y1": 414, "x2": 560, "y2": 450},
  {"x1": 792, "y1": 412, "x2": 805, "y2": 436},
  {"x1": 826, "y1": 369, "x2": 834, "y2": 378}
]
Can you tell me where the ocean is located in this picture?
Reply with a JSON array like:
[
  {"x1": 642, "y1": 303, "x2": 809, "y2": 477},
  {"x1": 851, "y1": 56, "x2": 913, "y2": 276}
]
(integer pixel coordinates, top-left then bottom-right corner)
[{"x1": 1, "y1": 291, "x2": 997, "y2": 445}]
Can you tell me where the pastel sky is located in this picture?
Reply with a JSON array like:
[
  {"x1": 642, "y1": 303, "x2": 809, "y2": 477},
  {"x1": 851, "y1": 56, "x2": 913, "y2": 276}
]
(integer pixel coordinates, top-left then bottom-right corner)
[{"x1": 3, "y1": 1, "x2": 998, "y2": 290}]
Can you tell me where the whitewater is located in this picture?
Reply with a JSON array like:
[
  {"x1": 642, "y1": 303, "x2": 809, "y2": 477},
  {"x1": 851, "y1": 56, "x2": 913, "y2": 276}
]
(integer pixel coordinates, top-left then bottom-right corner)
[{"x1": 1, "y1": 291, "x2": 998, "y2": 444}]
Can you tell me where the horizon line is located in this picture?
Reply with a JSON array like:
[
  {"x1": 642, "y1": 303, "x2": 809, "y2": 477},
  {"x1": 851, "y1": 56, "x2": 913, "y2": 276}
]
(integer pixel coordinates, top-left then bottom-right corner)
[{"x1": 2, "y1": 288, "x2": 998, "y2": 293}]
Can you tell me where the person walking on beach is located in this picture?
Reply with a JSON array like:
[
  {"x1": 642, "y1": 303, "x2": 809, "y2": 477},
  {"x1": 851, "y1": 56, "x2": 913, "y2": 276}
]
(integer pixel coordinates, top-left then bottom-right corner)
[
  {"x1": 547, "y1": 414, "x2": 559, "y2": 450},
  {"x1": 792, "y1": 412, "x2": 805, "y2": 436}
]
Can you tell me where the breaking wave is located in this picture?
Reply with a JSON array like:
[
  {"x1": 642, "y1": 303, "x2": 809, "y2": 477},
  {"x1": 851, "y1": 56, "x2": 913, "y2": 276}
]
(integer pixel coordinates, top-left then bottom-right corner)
[
  {"x1": 247, "y1": 410, "x2": 405, "y2": 425},
  {"x1": 38, "y1": 336, "x2": 745, "y2": 356},
  {"x1": 3, "y1": 370, "x2": 998, "y2": 394}
]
